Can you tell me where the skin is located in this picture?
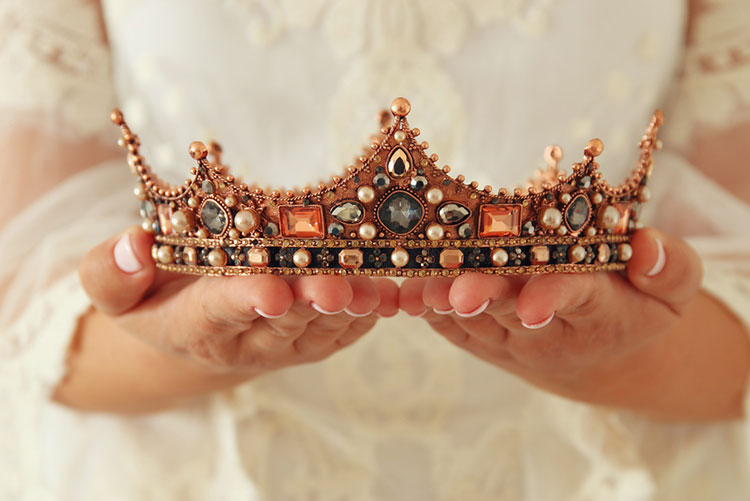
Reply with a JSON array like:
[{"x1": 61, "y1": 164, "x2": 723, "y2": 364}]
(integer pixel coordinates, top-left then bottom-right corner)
[{"x1": 399, "y1": 229, "x2": 750, "y2": 421}]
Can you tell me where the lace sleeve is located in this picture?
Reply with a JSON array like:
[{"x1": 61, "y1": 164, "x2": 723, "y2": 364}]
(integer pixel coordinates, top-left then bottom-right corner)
[{"x1": 0, "y1": 0, "x2": 115, "y2": 137}]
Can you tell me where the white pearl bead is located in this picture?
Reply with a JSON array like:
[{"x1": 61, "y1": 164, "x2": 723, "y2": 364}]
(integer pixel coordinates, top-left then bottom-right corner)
[
  {"x1": 141, "y1": 220, "x2": 154, "y2": 233},
  {"x1": 208, "y1": 248, "x2": 227, "y2": 267},
  {"x1": 170, "y1": 210, "x2": 191, "y2": 234},
  {"x1": 557, "y1": 225, "x2": 568, "y2": 235},
  {"x1": 568, "y1": 244, "x2": 586, "y2": 263},
  {"x1": 359, "y1": 223, "x2": 377, "y2": 240},
  {"x1": 637, "y1": 186, "x2": 651, "y2": 202},
  {"x1": 426, "y1": 223, "x2": 444, "y2": 241},
  {"x1": 560, "y1": 193, "x2": 572, "y2": 204},
  {"x1": 394, "y1": 130, "x2": 406, "y2": 142},
  {"x1": 134, "y1": 183, "x2": 147, "y2": 200},
  {"x1": 187, "y1": 196, "x2": 199, "y2": 208},
  {"x1": 592, "y1": 193, "x2": 603, "y2": 204},
  {"x1": 293, "y1": 249, "x2": 311, "y2": 268},
  {"x1": 618, "y1": 243, "x2": 633, "y2": 261},
  {"x1": 228, "y1": 229, "x2": 240, "y2": 239},
  {"x1": 391, "y1": 247, "x2": 409, "y2": 268},
  {"x1": 234, "y1": 209, "x2": 259, "y2": 233},
  {"x1": 587, "y1": 226, "x2": 598, "y2": 236},
  {"x1": 540, "y1": 207, "x2": 562, "y2": 230},
  {"x1": 491, "y1": 248, "x2": 508, "y2": 266},
  {"x1": 195, "y1": 228, "x2": 208, "y2": 238},
  {"x1": 357, "y1": 186, "x2": 375, "y2": 203},
  {"x1": 224, "y1": 195, "x2": 237, "y2": 208},
  {"x1": 598, "y1": 205, "x2": 620, "y2": 229},
  {"x1": 426, "y1": 187, "x2": 443, "y2": 204},
  {"x1": 157, "y1": 245, "x2": 174, "y2": 264}
]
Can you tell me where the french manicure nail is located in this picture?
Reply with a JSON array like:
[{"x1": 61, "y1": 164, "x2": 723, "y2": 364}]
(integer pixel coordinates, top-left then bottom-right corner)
[
  {"x1": 407, "y1": 309, "x2": 428, "y2": 317},
  {"x1": 646, "y1": 238, "x2": 666, "y2": 277},
  {"x1": 311, "y1": 302, "x2": 345, "y2": 315},
  {"x1": 455, "y1": 299, "x2": 490, "y2": 318},
  {"x1": 521, "y1": 312, "x2": 555, "y2": 330},
  {"x1": 433, "y1": 307, "x2": 454, "y2": 315},
  {"x1": 344, "y1": 307, "x2": 372, "y2": 318},
  {"x1": 114, "y1": 233, "x2": 142, "y2": 273},
  {"x1": 254, "y1": 307, "x2": 287, "y2": 319}
]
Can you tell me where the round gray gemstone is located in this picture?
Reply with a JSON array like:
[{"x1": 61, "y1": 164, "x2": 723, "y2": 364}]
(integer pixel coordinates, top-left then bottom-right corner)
[
  {"x1": 373, "y1": 174, "x2": 390, "y2": 189},
  {"x1": 331, "y1": 201, "x2": 364, "y2": 223},
  {"x1": 565, "y1": 195, "x2": 590, "y2": 231},
  {"x1": 328, "y1": 222, "x2": 344, "y2": 237},
  {"x1": 264, "y1": 222, "x2": 279, "y2": 236},
  {"x1": 457, "y1": 223, "x2": 473, "y2": 238},
  {"x1": 200, "y1": 200, "x2": 228, "y2": 234},
  {"x1": 201, "y1": 180, "x2": 214, "y2": 194},
  {"x1": 378, "y1": 191, "x2": 423, "y2": 234},
  {"x1": 410, "y1": 175, "x2": 428, "y2": 191},
  {"x1": 437, "y1": 203, "x2": 470, "y2": 225}
]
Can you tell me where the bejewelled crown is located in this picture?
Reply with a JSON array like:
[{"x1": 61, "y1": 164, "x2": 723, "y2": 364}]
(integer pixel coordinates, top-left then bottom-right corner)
[{"x1": 112, "y1": 98, "x2": 662, "y2": 277}]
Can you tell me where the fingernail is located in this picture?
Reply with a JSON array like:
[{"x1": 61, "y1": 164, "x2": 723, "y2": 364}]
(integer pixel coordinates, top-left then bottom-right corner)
[
  {"x1": 311, "y1": 302, "x2": 345, "y2": 315},
  {"x1": 521, "y1": 312, "x2": 555, "y2": 330},
  {"x1": 407, "y1": 308, "x2": 427, "y2": 317},
  {"x1": 254, "y1": 307, "x2": 287, "y2": 319},
  {"x1": 344, "y1": 307, "x2": 373, "y2": 318},
  {"x1": 114, "y1": 233, "x2": 142, "y2": 273},
  {"x1": 646, "y1": 238, "x2": 666, "y2": 277},
  {"x1": 433, "y1": 307, "x2": 454, "y2": 315},
  {"x1": 455, "y1": 299, "x2": 490, "y2": 318}
]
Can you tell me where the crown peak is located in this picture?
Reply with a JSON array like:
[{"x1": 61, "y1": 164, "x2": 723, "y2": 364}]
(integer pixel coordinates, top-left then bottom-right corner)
[{"x1": 391, "y1": 97, "x2": 411, "y2": 117}]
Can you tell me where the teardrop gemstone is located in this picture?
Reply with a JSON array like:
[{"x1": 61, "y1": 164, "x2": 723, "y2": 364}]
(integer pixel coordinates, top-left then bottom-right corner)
[
  {"x1": 565, "y1": 194, "x2": 590, "y2": 231},
  {"x1": 437, "y1": 203, "x2": 470, "y2": 225},
  {"x1": 201, "y1": 200, "x2": 228, "y2": 235},
  {"x1": 378, "y1": 191, "x2": 423, "y2": 234},
  {"x1": 331, "y1": 201, "x2": 364, "y2": 224},
  {"x1": 387, "y1": 146, "x2": 411, "y2": 178}
]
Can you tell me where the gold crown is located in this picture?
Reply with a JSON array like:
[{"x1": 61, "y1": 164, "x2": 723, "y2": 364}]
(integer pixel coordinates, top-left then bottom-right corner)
[{"x1": 111, "y1": 98, "x2": 662, "y2": 277}]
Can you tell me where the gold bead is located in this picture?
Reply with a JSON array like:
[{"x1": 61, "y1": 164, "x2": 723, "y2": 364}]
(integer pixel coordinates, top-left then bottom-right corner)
[
  {"x1": 110, "y1": 108, "x2": 124, "y2": 125},
  {"x1": 584, "y1": 138, "x2": 604, "y2": 157},
  {"x1": 189, "y1": 141, "x2": 208, "y2": 160},
  {"x1": 390, "y1": 97, "x2": 411, "y2": 117},
  {"x1": 183, "y1": 247, "x2": 198, "y2": 266}
]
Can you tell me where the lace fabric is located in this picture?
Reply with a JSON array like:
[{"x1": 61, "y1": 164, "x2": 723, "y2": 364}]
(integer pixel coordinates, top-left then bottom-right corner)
[{"x1": 0, "y1": 0, "x2": 748, "y2": 500}]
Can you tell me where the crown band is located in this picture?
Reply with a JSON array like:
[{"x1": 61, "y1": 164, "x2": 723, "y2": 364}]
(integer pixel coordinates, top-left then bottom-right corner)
[{"x1": 112, "y1": 97, "x2": 662, "y2": 277}]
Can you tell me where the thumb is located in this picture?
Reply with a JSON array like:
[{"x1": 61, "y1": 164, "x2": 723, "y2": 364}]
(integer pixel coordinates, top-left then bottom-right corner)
[
  {"x1": 78, "y1": 227, "x2": 157, "y2": 316},
  {"x1": 627, "y1": 228, "x2": 703, "y2": 314}
]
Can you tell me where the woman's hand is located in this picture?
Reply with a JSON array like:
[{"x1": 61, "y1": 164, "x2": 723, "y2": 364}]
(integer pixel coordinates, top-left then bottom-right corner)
[
  {"x1": 399, "y1": 229, "x2": 750, "y2": 420},
  {"x1": 55, "y1": 227, "x2": 398, "y2": 412}
]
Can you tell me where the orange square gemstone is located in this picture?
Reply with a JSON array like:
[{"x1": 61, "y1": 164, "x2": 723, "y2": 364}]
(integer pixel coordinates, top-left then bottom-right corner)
[
  {"x1": 279, "y1": 205, "x2": 324, "y2": 238},
  {"x1": 613, "y1": 202, "x2": 632, "y2": 235},
  {"x1": 478, "y1": 205, "x2": 521, "y2": 237},
  {"x1": 157, "y1": 205, "x2": 173, "y2": 235}
]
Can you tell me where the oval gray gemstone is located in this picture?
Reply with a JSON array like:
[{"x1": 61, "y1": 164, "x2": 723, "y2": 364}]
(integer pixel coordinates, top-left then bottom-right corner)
[
  {"x1": 140, "y1": 200, "x2": 156, "y2": 219},
  {"x1": 565, "y1": 195, "x2": 590, "y2": 231},
  {"x1": 378, "y1": 191, "x2": 423, "y2": 234},
  {"x1": 437, "y1": 203, "x2": 470, "y2": 225},
  {"x1": 457, "y1": 223, "x2": 473, "y2": 238},
  {"x1": 331, "y1": 201, "x2": 364, "y2": 224},
  {"x1": 201, "y1": 200, "x2": 228, "y2": 234}
]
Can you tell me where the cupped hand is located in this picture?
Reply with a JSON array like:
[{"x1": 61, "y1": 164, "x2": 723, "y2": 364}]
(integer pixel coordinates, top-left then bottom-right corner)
[
  {"x1": 399, "y1": 229, "x2": 704, "y2": 406},
  {"x1": 79, "y1": 227, "x2": 399, "y2": 377}
]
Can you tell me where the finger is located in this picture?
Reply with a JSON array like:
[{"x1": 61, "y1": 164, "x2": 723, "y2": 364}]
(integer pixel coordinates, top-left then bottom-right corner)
[
  {"x1": 291, "y1": 275, "x2": 354, "y2": 314},
  {"x1": 398, "y1": 278, "x2": 428, "y2": 316},
  {"x1": 79, "y1": 227, "x2": 156, "y2": 316},
  {"x1": 627, "y1": 228, "x2": 703, "y2": 314},
  {"x1": 373, "y1": 278, "x2": 400, "y2": 317},
  {"x1": 344, "y1": 276, "x2": 381, "y2": 317},
  {"x1": 448, "y1": 273, "x2": 518, "y2": 320},
  {"x1": 421, "y1": 277, "x2": 455, "y2": 314}
]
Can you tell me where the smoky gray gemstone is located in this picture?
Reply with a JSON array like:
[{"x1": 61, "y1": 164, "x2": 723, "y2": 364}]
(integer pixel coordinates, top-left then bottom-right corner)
[
  {"x1": 200, "y1": 200, "x2": 228, "y2": 234},
  {"x1": 437, "y1": 203, "x2": 470, "y2": 225},
  {"x1": 410, "y1": 175, "x2": 428, "y2": 191},
  {"x1": 264, "y1": 222, "x2": 279, "y2": 236},
  {"x1": 331, "y1": 201, "x2": 364, "y2": 223},
  {"x1": 457, "y1": 223, "x2": 473, "y2": 238},
  {"x1": 373, "y1": 174, "x2": 390, "y2": 189},
  {"x1": 201, "y1": 180, "x2": 215, "y2": 194},
  {"x1": 328, "y1": 222, "x2": 344, "y2": 237},
  {"x1": 378, "y1": 191, "x2": 423, "y2": 234},
  {"x1": 565, "y1": 195, "x2": 590, "y2": 231},
  {"x1": 140, "y1": 200, "x2": 156, "y2": 219}
]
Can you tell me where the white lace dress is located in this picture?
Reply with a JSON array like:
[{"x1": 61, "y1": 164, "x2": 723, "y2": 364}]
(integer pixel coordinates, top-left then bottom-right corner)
[{"x1": 1, "y1": 0, "x2": 749, "y2": 500}]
